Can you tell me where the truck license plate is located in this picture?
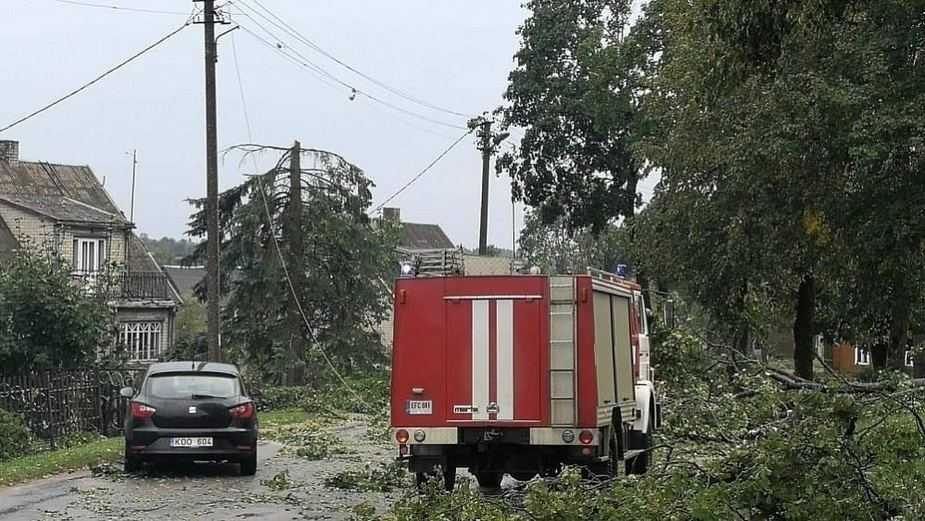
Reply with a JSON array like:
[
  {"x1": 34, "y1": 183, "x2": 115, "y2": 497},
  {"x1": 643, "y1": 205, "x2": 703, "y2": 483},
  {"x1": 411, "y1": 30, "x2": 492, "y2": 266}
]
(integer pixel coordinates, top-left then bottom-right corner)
[
  {"x1": 406, "y1": 400, "x2": 432, "y2": 415},
  {"x1": 169, "y1": 437, "x2": 213, "y2": 448}
]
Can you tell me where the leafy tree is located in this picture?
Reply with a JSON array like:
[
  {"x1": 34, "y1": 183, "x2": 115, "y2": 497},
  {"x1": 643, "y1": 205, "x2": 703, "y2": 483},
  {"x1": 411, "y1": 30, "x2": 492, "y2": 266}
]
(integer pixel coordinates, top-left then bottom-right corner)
[
  {"x1": 0, "y1": 248, "x2": 112, "y2": 370},
  {"x1": 138, "y1": 234, "x2": 198, "y2": 266},
  {"x1": 518, "y1": 208, "x2": 629, "y2": 275},
  {"x1": 497, "y1": 0, "x2": 648, "y2": 232},
  {"x1": 187, "y1": 147, "x2": 399, "y2": 384}
]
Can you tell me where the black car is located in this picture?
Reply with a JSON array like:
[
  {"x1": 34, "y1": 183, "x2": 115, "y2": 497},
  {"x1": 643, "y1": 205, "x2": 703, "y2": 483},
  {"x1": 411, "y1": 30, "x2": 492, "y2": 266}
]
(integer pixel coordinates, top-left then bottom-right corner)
[{"x1": 121, "y1": 362, "x2": 258, "y2": 475}]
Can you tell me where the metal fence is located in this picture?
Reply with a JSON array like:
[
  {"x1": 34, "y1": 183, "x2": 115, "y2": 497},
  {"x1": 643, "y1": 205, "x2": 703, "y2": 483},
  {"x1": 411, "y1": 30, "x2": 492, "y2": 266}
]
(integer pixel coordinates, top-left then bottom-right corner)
[{"x1": 0, "y1": 369, "x2": 143, "y2": 445}]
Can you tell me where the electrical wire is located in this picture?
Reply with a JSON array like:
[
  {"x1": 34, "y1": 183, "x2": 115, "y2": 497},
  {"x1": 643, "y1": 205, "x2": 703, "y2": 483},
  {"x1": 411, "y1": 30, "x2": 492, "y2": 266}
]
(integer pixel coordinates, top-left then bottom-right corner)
[
  {"x1": 234, "y1": 19, "x2": 468, "y2": 131},
  {"x1": 51, "y1": 0, "x2": 191, "y2": 15},
  {"x1": 373, "y1": 128, "x2": 474, "y2": 212},
  {"x1": 0, "y1": 20, "x2": 192, "y2": 134},
  {"x1": 235, "y1": 0, "x2": 473, "y2": 119}
]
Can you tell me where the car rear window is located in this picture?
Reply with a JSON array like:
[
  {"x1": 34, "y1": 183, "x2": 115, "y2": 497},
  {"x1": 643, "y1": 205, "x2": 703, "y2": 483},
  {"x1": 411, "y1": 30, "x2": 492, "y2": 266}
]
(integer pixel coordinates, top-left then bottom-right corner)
[{"x1": 147, "y1": 373, "x2": 240, "y2": 399}]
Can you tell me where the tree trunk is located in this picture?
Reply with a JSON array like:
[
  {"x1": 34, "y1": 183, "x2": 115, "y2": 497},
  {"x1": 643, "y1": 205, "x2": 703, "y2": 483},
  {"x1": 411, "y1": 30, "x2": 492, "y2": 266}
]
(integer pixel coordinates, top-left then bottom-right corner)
[
  {"x1": 793, "y1": 274, "x2": 815, "y2": 380},
  {"x1": 871, "y1": 343, "x2": 887, "y2": 369},
  {"x1": 888, "y1": 297, "x2": 910, "y2": 370}
]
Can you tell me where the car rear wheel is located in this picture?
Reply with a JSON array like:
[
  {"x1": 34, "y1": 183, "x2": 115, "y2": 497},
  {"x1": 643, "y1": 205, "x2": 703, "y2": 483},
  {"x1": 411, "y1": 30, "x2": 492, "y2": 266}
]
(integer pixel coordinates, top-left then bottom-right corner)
[
  {"x1": 475, "y1": 471, "x2": 503, "y2": 489},
  {"x1": 240, "y1": 450, "x2": 257, "y2": 476},
  {"x1": 124, "y1": 447, "x2": 142, "y2": 473}
]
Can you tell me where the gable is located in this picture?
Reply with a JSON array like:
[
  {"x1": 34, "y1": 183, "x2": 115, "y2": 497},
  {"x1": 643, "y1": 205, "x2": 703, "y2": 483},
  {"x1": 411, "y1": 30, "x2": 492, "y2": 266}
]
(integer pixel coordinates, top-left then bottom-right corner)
[{"x1": 0, "y1": 216, "x2": 18, "y2": 258}]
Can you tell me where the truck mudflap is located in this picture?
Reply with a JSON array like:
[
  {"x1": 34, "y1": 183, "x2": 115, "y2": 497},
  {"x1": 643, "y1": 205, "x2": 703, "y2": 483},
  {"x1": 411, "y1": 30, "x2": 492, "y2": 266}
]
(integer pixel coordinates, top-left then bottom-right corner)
[{"x1": 633, "y1": 381, "x2": 658, "y2": 433}]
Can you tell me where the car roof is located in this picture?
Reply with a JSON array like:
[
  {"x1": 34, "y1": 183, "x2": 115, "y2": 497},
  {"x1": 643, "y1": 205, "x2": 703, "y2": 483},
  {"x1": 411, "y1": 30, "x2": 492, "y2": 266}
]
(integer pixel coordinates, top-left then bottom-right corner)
[{"x1": 146, "y1": 361, "x2": 240, "y2": 376}]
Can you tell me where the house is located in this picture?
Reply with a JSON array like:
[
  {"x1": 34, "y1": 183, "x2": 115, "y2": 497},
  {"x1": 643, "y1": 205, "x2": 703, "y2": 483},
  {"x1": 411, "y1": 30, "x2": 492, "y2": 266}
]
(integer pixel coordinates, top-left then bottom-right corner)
[{"x1": 0, "y1": 140, "x2": 182, "y2": 363}]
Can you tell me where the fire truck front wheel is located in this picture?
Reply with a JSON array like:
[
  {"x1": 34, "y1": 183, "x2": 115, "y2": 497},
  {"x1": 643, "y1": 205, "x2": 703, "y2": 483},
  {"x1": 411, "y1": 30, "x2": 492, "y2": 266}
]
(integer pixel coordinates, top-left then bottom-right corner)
[{"x1": 475, "y1": 471, "x2": 504, "y2": 489}]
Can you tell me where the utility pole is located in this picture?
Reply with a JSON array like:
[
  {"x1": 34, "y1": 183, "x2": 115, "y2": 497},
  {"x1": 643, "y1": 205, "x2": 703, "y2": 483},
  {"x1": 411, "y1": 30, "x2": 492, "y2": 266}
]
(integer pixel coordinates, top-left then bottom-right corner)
[
  {"x1": 195, "y1": 0, "x2": 222, "y2": 362},
  {"x1": 478, "y1": 119, "x2": 491, "y2": 256},
  {"x1": 285, "y1": 141, "x2": 306, "y2": 385},
  {"x1": 129, "y1": 149, "x2": 137, "y2": 223}
]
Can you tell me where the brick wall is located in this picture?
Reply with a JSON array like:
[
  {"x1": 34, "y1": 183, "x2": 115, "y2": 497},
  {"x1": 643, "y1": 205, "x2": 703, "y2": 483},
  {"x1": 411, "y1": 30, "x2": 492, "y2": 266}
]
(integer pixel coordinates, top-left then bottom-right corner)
[{"x1": 0, "y1": 202, "x2": 127, "y2": 268}]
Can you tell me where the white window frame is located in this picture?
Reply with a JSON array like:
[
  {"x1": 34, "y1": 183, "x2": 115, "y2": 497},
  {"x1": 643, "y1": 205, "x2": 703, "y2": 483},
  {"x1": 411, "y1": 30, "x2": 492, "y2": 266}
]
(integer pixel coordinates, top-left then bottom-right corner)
[
  {"x1": 120, "y1": 321, "x2": 163, "y2": 362},
  {"x1": 905, "y1": 350, "x2": 915, "y2": 368},
  {"x1": 855, "y1": 348, "x2": 871, "y2": 366},
  {"x1": 72, "y1": 237, "x2": 107, "y2": 274}
]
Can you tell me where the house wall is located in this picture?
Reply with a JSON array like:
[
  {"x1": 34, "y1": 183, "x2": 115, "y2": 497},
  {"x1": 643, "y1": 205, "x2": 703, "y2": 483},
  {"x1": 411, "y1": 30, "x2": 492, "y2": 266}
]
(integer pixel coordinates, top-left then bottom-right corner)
[
  {"x1": 115, "y1": 305, "x2": 176, "y2": 359},
  {"x1": 0, "y1": 202, "x2": 127, "y2": 268}
]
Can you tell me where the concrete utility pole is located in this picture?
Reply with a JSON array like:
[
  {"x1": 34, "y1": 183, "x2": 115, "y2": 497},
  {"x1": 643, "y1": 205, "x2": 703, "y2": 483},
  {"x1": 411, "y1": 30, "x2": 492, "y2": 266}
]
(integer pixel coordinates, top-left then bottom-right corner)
[
  {"x1": 285, "y1": 141, "x2": 306, "y2": 385},
  {"x1": 196, "y1": 0, "x2": 222, "y2": 362},
  {"x1": 478, "y1": 119, "x2": 491, "y2": 256}
]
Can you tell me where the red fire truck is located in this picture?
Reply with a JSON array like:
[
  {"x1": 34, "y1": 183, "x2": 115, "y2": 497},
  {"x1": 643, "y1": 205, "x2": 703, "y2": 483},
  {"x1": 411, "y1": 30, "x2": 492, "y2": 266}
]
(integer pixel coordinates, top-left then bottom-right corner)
[{"x1": 390, "y1": 267, "x2": 661, "y2": 489}]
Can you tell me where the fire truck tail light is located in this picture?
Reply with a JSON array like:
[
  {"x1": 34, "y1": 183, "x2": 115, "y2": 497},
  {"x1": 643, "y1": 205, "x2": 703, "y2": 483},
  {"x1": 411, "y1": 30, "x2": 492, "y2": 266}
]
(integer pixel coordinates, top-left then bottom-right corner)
[
  {"x1": 399, "y1": 444, "x2": 409, "y2": 456},
  {"x1": 579, "y1": 430, "x2": 594, "y2": 445},
  {"x1": 581, "y1": 447, "x2": 593, "y2": 456},
  {"x1": 414, "y1": 430, "x2": 426, "y2": 442},
  {"x1": 561, "y1": 430, "x2": 575, "y2": 443},
  {"x1": 395, "y1": 429, "x2": 410, "y2": 444}
]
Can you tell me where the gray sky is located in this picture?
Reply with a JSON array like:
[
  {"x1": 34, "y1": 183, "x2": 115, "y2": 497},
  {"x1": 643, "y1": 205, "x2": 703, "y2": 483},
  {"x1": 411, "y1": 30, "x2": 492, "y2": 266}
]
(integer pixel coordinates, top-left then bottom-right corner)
[{"x1": 2, "y1": 1, "x2": 651, "y2": 249}]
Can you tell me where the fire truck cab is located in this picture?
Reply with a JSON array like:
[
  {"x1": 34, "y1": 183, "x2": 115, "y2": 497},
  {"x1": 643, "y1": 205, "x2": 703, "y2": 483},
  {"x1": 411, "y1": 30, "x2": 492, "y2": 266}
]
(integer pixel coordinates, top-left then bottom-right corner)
[{"x1": 390, "y1": 267, "x2": 660, "y2": 489}]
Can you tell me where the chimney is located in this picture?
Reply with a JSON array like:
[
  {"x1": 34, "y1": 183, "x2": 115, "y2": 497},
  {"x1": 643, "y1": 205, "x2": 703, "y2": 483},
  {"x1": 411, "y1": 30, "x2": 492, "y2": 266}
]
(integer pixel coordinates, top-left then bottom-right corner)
[
  {"x1": 382, "y1": 207, "x2": 401, "y2": 223},
  {"x1": 0, "y1": 140, "x2": 19, "y2": 165}
]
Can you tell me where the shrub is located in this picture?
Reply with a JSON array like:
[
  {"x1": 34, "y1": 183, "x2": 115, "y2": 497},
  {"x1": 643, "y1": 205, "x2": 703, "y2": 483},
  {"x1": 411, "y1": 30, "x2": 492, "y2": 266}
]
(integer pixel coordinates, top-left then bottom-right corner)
[{"x1": 0, "y1": 408, "x2": 31, "y2": 461}]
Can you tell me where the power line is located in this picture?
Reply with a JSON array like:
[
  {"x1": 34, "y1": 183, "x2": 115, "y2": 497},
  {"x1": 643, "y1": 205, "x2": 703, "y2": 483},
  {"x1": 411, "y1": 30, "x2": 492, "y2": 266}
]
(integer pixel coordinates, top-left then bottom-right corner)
[
  {"x1": 52, "y1": 0, "x2": 190, "y2": 15},
  {"x1": 0, "y1": 21, "x2": 192, "y2": 134},
  {"x1": 374, "y1": 128, "x2": 474, "y2": 212},
  {"x1": 235, "y1": 0, "x2": 473, "y2": 120},
  {"x1": 235, "y1": 20, "x2": 468, "y2": 131}
]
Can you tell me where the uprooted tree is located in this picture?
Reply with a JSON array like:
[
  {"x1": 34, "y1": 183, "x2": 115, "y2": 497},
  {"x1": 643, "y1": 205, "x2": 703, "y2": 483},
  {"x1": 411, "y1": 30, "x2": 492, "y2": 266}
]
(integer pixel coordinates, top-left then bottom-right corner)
[{"x1": 187, "y1": 143, "x2": 399, "y2": 385}]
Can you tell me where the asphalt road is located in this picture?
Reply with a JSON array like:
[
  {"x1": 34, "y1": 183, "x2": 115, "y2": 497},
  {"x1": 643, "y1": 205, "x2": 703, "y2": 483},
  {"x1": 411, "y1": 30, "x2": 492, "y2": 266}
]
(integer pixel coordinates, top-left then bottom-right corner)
[{"x1": 0, "y1": 422, "x2": 398, "y2": 521}]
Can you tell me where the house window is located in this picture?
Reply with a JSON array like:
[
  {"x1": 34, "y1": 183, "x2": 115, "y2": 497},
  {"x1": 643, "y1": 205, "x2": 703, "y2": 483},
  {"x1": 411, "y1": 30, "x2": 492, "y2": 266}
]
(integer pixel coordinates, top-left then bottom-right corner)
[
  {"x1": 73, "y1": 238, "x2": 107, "y2": 273},
  {"x1": 855, "y1": 348, "x2": 871, "y2": 366},
  {"x1": 905, "y1": 350, "x2": 915, "y2": 368},
  {"x1": 120, "y1": 321, "x2": 163, "y2": 362}
]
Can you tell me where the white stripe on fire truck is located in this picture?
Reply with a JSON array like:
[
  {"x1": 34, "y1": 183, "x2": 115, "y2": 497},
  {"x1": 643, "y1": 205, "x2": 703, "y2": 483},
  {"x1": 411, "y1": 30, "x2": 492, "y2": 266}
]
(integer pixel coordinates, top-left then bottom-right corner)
[
  {"x1": 496, "y1": 299, "x2": 514, "y2": 421},
  {"x1": 471, "y1": 300, "x2": 490, "y2": 420}
]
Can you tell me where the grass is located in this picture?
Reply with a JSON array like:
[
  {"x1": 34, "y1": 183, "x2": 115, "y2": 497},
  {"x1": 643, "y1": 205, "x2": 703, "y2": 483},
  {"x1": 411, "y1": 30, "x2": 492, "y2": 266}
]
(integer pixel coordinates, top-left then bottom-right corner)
[
  {"x1": 0, "y1": 437, "x2": 123, "y2": 487},
  {"x1": 259, "y1": 407, "x2": 313, "y2": 428}
]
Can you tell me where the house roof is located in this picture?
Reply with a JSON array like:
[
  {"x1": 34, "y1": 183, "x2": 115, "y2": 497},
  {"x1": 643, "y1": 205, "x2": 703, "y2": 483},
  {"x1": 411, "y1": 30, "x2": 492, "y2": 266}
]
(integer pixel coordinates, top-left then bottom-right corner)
[
  {"x1": 0, "y1": 160, "x2": 123, "y2": 216},
  {"x1": 162, "y1": 265, "x2": 205, "y2": 297},
  {"x1": 400, "y1": 222, "x2": 454, "y2": 250},
  {"x1": 0, "y1": 195, "x2": 126, "y2": 225}
]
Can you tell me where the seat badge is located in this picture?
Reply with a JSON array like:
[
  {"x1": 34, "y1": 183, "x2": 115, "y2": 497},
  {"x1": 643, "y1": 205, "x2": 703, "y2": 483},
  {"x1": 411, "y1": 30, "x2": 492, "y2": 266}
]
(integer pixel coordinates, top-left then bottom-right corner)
[{"x1": 188, "y1": 406, "x2": 197, "y2": 414}]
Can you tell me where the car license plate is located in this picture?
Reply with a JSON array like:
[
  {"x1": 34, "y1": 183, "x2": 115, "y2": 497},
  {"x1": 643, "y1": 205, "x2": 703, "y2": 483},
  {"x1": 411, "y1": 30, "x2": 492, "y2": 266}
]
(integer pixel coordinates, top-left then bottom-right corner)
[
  {"x1": 169, "y1": 437, "x2": 213, "y2": 448},
  {"x1": 406, "y1": 400, "x2": 432, "y2": 415}
]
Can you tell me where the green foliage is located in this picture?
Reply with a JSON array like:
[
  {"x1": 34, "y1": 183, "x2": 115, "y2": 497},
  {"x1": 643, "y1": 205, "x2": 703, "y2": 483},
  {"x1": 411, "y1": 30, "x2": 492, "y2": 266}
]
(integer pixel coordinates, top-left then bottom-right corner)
[
  {"x1": 0, "y1": 408, "x2": 31, "y2": 461},
  {"x1": 138, "y1": 234, "x2": 197, "y2": 266},
  {"x1": 518, "y1": 208, "x2": 630, "y2": 274},
  {"x1": 498, "y1": 0, "x2": 648, "y2": 231},
  {"x1": 187, "y1": 148, "x2": 399, "y2": 383},
  {"x1": 325, "y1": 461, "x2": 408, "y2": 493},
  {"x1": 162, "y1": 299, "x2": 207, "y2": 361},
  {"x1": 0, "y1": 248, "x2": 112, "y2": 370}
]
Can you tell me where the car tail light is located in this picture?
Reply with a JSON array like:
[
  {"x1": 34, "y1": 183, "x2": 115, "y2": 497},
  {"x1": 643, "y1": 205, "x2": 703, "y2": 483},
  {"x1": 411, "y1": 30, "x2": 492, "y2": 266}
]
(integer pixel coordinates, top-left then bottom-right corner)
[
  {"x1": 230, "y1": 402, "x2": 255, "y2": 420},
  {"x1": 131, "y1": 402, "x2": 156, "y2": 419},
  {"x1": 395, "y1": 429, "x2": 409, "y2": 444},
  {"x1": 579, "y1": 430, "x2": 594, "y2": 445}
]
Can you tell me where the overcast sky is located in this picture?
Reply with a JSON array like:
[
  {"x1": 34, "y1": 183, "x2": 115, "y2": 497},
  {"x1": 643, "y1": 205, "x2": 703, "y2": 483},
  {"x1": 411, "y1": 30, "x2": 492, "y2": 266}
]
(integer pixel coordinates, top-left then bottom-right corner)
[{"x1": 2, "y1": 0, "x2": 650, "y2": 249}]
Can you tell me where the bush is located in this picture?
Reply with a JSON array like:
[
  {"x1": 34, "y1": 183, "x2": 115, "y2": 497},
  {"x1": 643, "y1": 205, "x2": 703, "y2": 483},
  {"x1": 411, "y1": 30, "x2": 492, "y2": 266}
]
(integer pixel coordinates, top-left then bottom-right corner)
[
  {"x1": 0, "y1": 408, "x2": 31, "y2": 461},
  {"x1": 254, "y1": 386, "x2": 308, "y2": 412}
]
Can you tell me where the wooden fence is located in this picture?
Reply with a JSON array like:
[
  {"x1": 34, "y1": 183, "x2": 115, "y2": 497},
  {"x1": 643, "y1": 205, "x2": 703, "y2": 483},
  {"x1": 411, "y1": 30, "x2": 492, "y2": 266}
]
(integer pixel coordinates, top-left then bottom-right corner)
[{"x1": 0, "y1": 369, "x2": 143, "y2": 445}]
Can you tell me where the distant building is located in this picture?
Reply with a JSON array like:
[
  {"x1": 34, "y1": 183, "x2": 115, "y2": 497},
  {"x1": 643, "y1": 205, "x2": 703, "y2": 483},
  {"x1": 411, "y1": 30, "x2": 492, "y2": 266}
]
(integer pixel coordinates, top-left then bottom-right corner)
[{"x1": 0, "y1": 140, "x2": 182, "y2": 363}]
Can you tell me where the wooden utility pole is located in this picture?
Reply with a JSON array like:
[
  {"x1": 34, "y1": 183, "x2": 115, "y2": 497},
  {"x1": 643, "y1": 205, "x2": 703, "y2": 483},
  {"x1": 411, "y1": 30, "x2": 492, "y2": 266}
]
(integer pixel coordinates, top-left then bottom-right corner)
[
  {"x1": 129, "y1": 149, "x2": 137, "y2": 223},
  {"x1": 197, "y1": 0, "x2": 222, "y2": 362},
  {"x1": 285, "y1": 141, "x2": 306, "y2": 385},
  {"x1": 478, "y1": 120, "x2": 491, "y2": 255}
]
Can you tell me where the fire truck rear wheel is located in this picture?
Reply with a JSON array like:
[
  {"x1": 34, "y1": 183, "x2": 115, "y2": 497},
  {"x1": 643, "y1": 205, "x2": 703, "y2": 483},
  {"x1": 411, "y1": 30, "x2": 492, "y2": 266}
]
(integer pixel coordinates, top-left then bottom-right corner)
[
  {"x1": 626, "y1": 414, "x2": 653, "y2": 475},
  {"x1": 475, "y1": 471, "x2": 504, "y2": 489},
  {"x1": 415, "y1": 467, "x2": 456, "y2": 491}
]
